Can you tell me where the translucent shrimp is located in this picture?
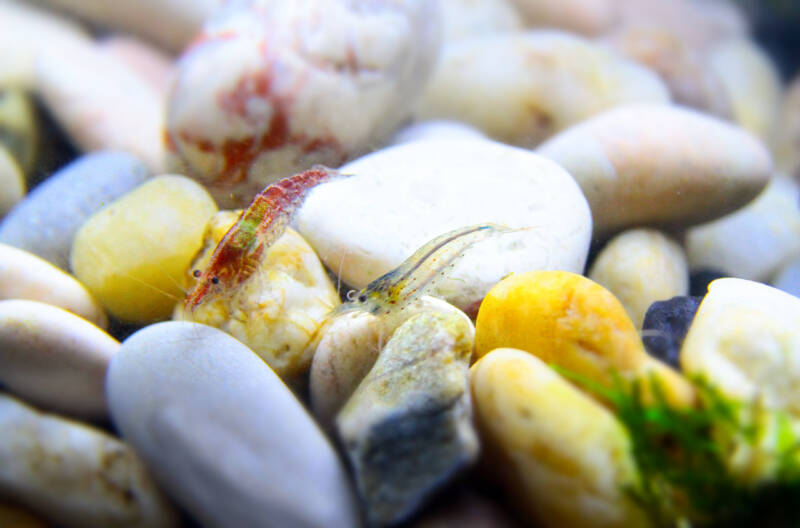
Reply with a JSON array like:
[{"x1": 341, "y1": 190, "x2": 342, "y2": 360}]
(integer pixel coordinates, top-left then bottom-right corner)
[
  {"x1": 339, "y1": 223, "x2": 517, "y2": 319},
  {"x1": 185, "y1": 165, "x2": 345, "y2": 310}
]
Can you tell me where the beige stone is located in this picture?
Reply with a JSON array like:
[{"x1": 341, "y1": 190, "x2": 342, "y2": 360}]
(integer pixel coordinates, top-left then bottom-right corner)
[
  {"x1": 0, "y1": 300, "x2": 118, "y2": 418},
  {"x1": 589, "y1": 229, "x2": 688, "y2": 328},
  {"x1": 537, "y1": 103, "x2": 772, "y2": 235},
  {"x1": 416, "y1": 31, "x2": 669, "y2": 147}
]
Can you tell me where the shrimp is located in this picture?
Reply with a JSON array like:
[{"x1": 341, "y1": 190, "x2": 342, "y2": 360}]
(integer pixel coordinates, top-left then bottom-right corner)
[
  {"x1": 185, "y1": 165, "x2": 345, "y2": 310},
  {"x1": 339, "y1": 223, "x2": 517, "y2": 319}
]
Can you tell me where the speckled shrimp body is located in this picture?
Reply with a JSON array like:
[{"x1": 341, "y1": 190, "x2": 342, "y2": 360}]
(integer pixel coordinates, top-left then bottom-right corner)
[
  {"x1": 185, "y1": 166, "x2": 344, "y2": 310},
  {"x1": 339, "y1": 224, "x2": 516, "y2": 319}
]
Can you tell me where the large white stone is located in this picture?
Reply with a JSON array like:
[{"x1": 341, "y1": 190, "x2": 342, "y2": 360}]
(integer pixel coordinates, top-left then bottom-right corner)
[
  {"x1": 107, "y1": 321, "x2": 361, "y2": 528},
  {"x1": 295, "y1": 139, "x2": 592, "y2": 312}
]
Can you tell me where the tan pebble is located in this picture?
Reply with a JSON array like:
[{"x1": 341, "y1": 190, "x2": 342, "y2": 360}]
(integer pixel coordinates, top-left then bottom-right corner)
[
  {"x1": 0, "y1": 300, "x2": 118, "y2": 418},
  {"x1": 589, "y1": 229, "x2": 688, "y2": 328},
  {"x1": 0, "y1": 394, "x2": 178, "y2": 528},
  {"x1": 0, "y1": 145, "x2": 24, "y2": 217},
  {"x1": 0, "y1": 243, "x2": 107, "y2": 328},
  {"x1": 470, "y1": 349, "x2": 649, "y2": 528},
  {"x1": 537, "y1": 103, "x2": 772, "y2": 235}
]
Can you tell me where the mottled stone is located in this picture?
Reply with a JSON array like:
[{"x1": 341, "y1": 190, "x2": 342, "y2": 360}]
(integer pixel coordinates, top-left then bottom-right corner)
[
  {"x1": 0, "y1": 300, "x2": 118, "y2": 418},
  {"x1": 337, "y1": 311, "x2": 478, "y2": 526},
  {"x1": 108, "y1": 321, "x2": 361, "y2": 528},
  {"x1": 175, "y1": 211, "x2": 339, "y2": 383},
  {"x1": 416, "y1": 31, "x2": 669, "y2": 147},
  {"x1": 588, "y1": 229, "x2": 688, "y2": 328},
  {"x1": 537, "y1": 104, "x2": 772, "y2": 235},
  {"x1": 0, "y1": 394, "x2": 178, "y2": 528},
  {"x1": 0, "y1": 151, "x2": 149, "y2": 269},
  {"x1": 470, "y1": 348, "x2": 649, "y2": 528},
  {"x1": 71, "y1": 175, "x2": 217, "y2": 323},
  {"x1": 641, "y1": 296, "x2": 702, "y2": 369}
]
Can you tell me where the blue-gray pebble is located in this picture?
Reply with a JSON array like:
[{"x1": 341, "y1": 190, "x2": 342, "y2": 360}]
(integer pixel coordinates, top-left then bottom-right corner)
[
  {"x1": 641, "y1": 296, "x2": 703, "y2": 369},
  {"x1": 0, "y1": 151, "x2": 149, "y2": 269}
]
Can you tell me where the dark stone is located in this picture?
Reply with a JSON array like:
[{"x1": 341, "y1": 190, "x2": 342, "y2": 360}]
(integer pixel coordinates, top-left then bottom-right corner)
[
  {"x1": 689, "y1": 269, "x2": 728, "y2": 297},
  {"x1": 641, "y1": 296, "x2": 703, "y2": 369}
]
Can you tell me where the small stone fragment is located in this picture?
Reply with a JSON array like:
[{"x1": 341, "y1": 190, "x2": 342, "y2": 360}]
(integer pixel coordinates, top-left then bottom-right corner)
[
  {"x1": 0, "y1": 243, "x2": 107, "y2": 328},
  {"x1": 337, "y1": 310, "x2": 478, "y2": 526},
  {"x1": 0, "y1": 145, "x2": 24, "y2": 217},
  {"x1": 588, "y1": 228, "x2": 688, "y2": 328},
  {"x1": 0, "y1": 300, "x2": 118, "y2": 418},
  {"x1": 108, "y1": 321, "x2": 361, "y2": 528},
  {"x1": 0, "y1": 394, "x2": 178, "y2": 528},
  {"x1": 475, "y1": 270, "x2": 693, "y2": 407},
  {"x1": 0, "y1": 151, "x2": 149, "y2": 269},
  {"x1": 537, "y1": 103, "x2": 772, "y2": 235},
  {"x1": 470, "y1": 348, "x2": 649, "y2": 528},
  {"x1": 175, "y1": 211, "x2": 339, "y2": 384},
  {"x1": 0, "y1": 90, "x2": 37, "y2": 173},
  {"x1": 641, "y1": 296, "x2": 702, "y2": 369},
  {"x1": 71, "y1": 175, "x2": 217, "y2": 323}
]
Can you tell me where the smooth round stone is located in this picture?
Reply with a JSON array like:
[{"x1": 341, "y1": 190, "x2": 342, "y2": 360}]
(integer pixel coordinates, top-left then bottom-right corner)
[
  {"x1": 474, "y1": 271, "x2": 693, "y2": 407},
  {"x1": 708, "y1": 38, "x2": 781, "y2": 145},
  {"x1": 0, "y1": 394, "x2": 178, "y2": 528},
  {"x1": 71, "y1": 175, "x2": 216, "y2": 323},
  {"x1": 641, "y1": 295, "x2": 702, "y2": 369},
  {"x1": 175, "y1": 211, "x2": 339, "y2": 384},
  {"x1": 0, "y1": 151, "x2": 149, "y2": 269},
  {"x1": 416, "y1": 31, "x2": 669, "y2": 148},
  {"x1": 0, "y1": 300, "x2": 118, "y2": 418},
  {"x1": 0, "y1": 89, "x2": 37, "y2": 173},
  {"x1": 508, "y1": 0, "x2": 615, "y2": 35},
  {"x1": 773, "y1": 259, "x2": 800, "y2": 298},
  {"x1": 166, "y1": 0, "x2": 441, "y2": 207},
  {"x1": 107, "y1": 321, "x2": 361, "y2": 528},
  {"x1": 35, "y1": 39, "x2": 165, "y2": 172},
  {"x1": 470, "y1": 349, "x2": 649, "y2": 528},
  {"x1": 685, "y1": 175, "x2": 800, "y2": 282},
  {"x1": 440, "y1": 0, "x2": 522, "y2": 41},
  {"x1": 536, "y1": 103, "x2": 772, "y2": 235},
  {"x1": 296, "y1": 139, "x2": 592, "y2": 312},
  {"x1": 682, "y1": 278, "x2": 800, "y2": 417},
  {"x1": 588, "y1": 228, "x2": 688, "y2": 328},
  {"x1": 389, "y1": 120, "x2": 487, "y2": 145},
  {"x1": 0, "y1": 145, "x2": 24, "y2": 217},
  {"x1": 0, "y1": 244, "x2": 107, "y2": 328}
]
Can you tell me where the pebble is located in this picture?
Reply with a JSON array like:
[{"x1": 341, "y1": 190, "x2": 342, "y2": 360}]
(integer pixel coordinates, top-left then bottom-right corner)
[
  {"x1": 588, "y1": 228, "x2": 689, "y2": 328},
  {"x1": 71, "y1": 175, "x2": 217, "y2": 323},
  {"x1": 0, "y1": 145, "x2": 24, "y2": 217},
  {"x1": 337, "y1": 311, "x2": 478, "y2": 526},
  {"x1": 776, "y1": 73, "x2": 800, "y2": 175},
  {"x1": 389, "y1": 120, "x2": 487, "y2": 146},
  {"x1": 35, "y1": 38, "x2": 166, "y2": 172},
  {"x1": 166, "y1": 0, "x2": 442, "y2": 207},
  {"x1": 415, "y1": 31, "x2": 669, "y2": 147},
  {"x1": 685, "y1": 175, "x2": 800, "y2": 282},
  {"x1": 35, "y1": 0, "x2": 220, "y2": 52},
  {"x1": 536, "y1": 103, "x2": 772, "y2": 235},
  {"x1": 681, "y1": 278, "x2": 800, "y2": 417},
  {"x1": 98, "y1": 36, "x2": 175, "y2": 95},
  {"x1": 474, "y1": 270, "x2": 693, "y2": 407},
  {"x1": 508, "y1": 0, "x2": 615, "y2": 35},
  {"x1": 0, "y1": 394, "x2": 177, "y2": 528},
  {"x1": 440, "y1": 0, "x2": 522, "y2": 41},
  {"x1": 296, "y1": 139, "x2": 592, "y2": 313},
  {"x1": 641, "y1": 295, "x2": 703, "y2": 369},
  {"x1": 470, "y1": 348, "x2": 649, "y2": 527},
  {"x1": 0, "y1": 151, "x2": 149, "y2": 269},
  {"x1": 175, "y1": 211, "x2": 339, "y2": 384},
  {"x1": 0, "y1": 300, "x2": 118, "y2": 418},
  {"x1": 107, "y1": 321, "x2": 361, "y2": 528},
  {"x1": 708, "y1": 38, "x2": 782, "y2": 145},
  {"x1": 0, "y1": 243, "x2": 106, "y2": 328},
  {"x1": 772, "y1": 259, "x2": 800, "y2": 298},
  {"x1": 0, "y1": 89, "x2": 38, "y2": 174}
]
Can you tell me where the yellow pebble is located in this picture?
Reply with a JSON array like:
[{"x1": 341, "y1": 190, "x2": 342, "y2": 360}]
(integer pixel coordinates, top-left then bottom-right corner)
[
  {"x1": 71, "y1": 175, "x2": 217, "y2": 323},
  {"x1": 470, "y1": 348, "x2": 649, "y2": 528},
  {"x1": 475, "y1": 270, "x2": 693, "y2": 407}
]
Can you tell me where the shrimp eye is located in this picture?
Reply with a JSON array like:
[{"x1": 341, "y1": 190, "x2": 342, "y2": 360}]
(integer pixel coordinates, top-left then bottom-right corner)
[
  {"x1": 358, "y1": 293, "x2": 367, "y2": 303},
  {"x1": 211, "y1": 276, "x2": 220, "y2": 285},
  {"x1": 192, "y1": 269, "x2": 202, "y2": 278}
]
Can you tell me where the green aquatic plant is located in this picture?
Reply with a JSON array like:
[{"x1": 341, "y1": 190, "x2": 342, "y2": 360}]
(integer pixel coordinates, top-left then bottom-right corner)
[{"x1": 554, "y1": 367, "x2": 800, "y2": 527}]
